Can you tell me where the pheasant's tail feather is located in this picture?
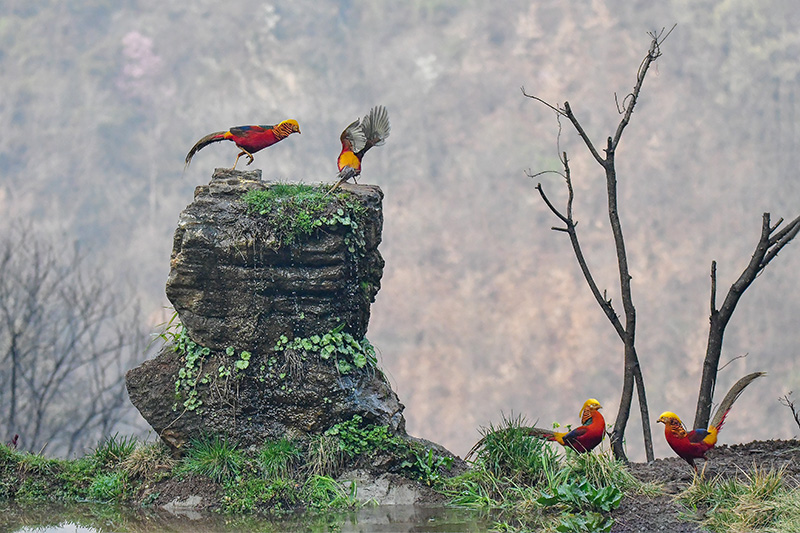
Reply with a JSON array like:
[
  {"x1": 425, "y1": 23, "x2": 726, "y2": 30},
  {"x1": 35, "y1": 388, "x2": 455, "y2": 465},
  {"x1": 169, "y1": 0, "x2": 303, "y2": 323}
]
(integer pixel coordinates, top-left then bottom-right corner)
[
  {"x1": 185, "y1": 131, "x2": 227, "y2": 167},
  {"x1": 359, "y1": 105, "x2": 391, "y2": 153},
  {"x1": 464, "y1": 438, "x2": 485, "y2": 461},
  {"x1": 463, "y1": 426, "x2": 555, "y2": 461},
  {"x1": 710, "y1": 371, "x2": 766, "y2": 431},
  {"x1": 323, "y1": 167, "x2": 359, "y2": 199},
  {"x1": 526, "y1": 427, "x2": 556, "y2": 439}
]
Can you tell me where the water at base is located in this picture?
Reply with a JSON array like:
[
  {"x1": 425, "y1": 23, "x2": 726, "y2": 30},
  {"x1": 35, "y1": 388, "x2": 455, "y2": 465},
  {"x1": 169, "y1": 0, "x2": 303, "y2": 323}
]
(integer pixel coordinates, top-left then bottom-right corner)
[{"x1": 5, "y1": 504, "x2": 493, "y2": 532}]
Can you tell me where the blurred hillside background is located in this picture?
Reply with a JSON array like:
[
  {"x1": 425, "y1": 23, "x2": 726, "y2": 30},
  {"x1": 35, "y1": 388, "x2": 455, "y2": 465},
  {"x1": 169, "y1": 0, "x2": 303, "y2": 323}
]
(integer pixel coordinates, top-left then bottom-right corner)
[{"x1": 1, "y1": 0, "x2": 798, "y2": 460}]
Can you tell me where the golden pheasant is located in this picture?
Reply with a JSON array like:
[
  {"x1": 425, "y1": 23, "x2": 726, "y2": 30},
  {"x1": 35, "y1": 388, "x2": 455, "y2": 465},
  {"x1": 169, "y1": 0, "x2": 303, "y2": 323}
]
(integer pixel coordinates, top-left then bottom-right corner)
[
  {"x1": 326, "y1": 105, "x2": 390, "y2": 196},
  {"x1": 466, "y1": 399, "x2": 606, "y2": 460},
  {"x1": 657, "y1": 371, "x2": 765, "y2": 471},
  {"x1": 184, "y1": 119, "x2": 300, "y2": 170}
]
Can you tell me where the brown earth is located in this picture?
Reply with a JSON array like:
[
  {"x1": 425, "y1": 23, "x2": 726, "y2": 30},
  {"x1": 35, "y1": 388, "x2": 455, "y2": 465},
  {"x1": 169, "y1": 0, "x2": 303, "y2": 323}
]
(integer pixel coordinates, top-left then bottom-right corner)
[{"x1": 611, "y1": 439, "x2": 800, "y2": 533}]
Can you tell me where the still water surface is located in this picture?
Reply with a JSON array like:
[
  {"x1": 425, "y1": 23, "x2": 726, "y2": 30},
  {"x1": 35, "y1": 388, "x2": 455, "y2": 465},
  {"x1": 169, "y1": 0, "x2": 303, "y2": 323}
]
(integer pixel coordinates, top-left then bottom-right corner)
[{"x1": 5, "y1": 504, "x2": 493, "y2": 532}]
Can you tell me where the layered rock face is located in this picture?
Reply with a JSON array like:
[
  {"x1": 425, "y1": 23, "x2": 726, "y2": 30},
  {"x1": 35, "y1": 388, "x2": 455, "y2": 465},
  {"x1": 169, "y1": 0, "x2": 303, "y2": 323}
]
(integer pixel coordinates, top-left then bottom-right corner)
[
  {"x1": 165, "y1": 168, "x2": 384, "y2": 353},
  {"x1": 126, "y1": 169, "x2": 404, "y2": 450}
]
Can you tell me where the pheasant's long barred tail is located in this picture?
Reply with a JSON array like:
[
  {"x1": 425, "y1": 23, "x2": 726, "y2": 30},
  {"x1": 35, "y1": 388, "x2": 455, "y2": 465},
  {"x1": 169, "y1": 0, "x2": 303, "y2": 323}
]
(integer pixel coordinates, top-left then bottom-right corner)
[
  {"x1": 185, "y1": 131, "x2": 226, "y2": 168},
  {"x1": 464, "y1": 426, "x2": 556, "y2": 461},
  {"x1": 710, "y1": 371, "x2": 766, "y2": 430}
]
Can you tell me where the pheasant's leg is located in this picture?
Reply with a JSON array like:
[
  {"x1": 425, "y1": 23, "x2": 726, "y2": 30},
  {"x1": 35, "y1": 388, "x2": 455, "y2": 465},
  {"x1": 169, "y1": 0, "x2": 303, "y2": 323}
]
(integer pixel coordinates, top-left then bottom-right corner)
[
  {"x1": 244, "y1": 150, "x2": 255, "y2": 166},
  {"x1": 232, "y1": 151, "x2": 245, "y2": 170}
]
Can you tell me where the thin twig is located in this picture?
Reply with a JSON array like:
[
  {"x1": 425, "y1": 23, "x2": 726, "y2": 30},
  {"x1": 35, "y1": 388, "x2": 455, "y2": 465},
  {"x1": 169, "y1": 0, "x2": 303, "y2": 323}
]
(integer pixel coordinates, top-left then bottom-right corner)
[
  {"x1": 520, "y1": 86, "x2": 565, "y2": 116},
  {"x1": 779, "y1": 392, "x2": 800, "y2": 431},
  {"x1": 718, "y1": 353, "x2": 748, "y2": 372},
  {"x1": 526, "y1": 169, "x2": 565, "y2": 180}
]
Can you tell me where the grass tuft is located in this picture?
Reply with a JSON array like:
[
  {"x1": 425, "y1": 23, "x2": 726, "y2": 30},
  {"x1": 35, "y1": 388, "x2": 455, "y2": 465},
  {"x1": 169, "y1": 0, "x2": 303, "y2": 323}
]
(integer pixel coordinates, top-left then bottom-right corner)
[
  {"x1": 121, "y1": 440, "x2": 175, "y2": 479},
  {"x1": 259, "y1": 438, "x2": 302, "y2": 480},
  {"x1": 304, "y1": 433, "x2": 344, "y2": 478},
  {"x1": 473, "y1": 413, "x2": 560, "y2": 487},
  {"x1": 93, "y1": 433, "x2": 138, "y2": 468},
  {"x1": 181, "y1": 434, "x2": 244, "y2": 483},
  {"x1": 678, "y1": 466, "x2": 796, "y2": 532}
]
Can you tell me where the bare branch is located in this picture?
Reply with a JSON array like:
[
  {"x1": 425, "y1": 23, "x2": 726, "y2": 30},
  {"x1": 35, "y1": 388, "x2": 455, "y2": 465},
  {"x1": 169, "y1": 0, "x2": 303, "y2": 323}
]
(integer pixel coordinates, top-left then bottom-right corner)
[
  {"x1": 718, "y1": 352, "x2": 748, "y2": 372},
  {"x1": 710, "y1": 261, "x2": 717, "y2": 314},
  {"x1": 610, "y1": 25, "x2": 675, "y2": 149},
  {"x1": 520, "y1": 86, "x2": 565, "y2": 116},
  {"x1": 526, "y1": 169, "x2": 565, "y2": 180},
  {"x1": 763, "y1": 215, "x2": 800, "y2": 266},
  {"x1": 535, "y1": 183, "x2": 570, "y2": 228},
  {"x1": 779, "y1": 392, "x2": 800, "y2": 431},
  {"x1": 695, "y1": 211, "x2": 800, "y2": 428},
  {"x1": 563, "y1": 101, "x2": 606, "y2": 166}
]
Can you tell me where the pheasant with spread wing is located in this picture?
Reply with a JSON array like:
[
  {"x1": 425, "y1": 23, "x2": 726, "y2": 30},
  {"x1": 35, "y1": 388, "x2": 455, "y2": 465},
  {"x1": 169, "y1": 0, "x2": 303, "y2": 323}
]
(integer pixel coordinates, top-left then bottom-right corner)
[
  {"x1": 466, "y1": 399, "x2": 606, "y2": 460},
  {"x1": 657, "y1": 371, "x2": 765, "y2": 472},
  {"x1": 326, "y1": 105, "x2": 390, "y2": 196},
  {"x1": 185, "y1": 119, "x2": 300, "y2": 170}
]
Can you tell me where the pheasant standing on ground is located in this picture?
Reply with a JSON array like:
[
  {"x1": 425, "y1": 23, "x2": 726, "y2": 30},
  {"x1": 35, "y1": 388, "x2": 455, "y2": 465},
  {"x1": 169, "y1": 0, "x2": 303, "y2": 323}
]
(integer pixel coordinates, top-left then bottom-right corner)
[
  {"x1": 184, "y1": 119, "x2": 300, "y2": 170},
  {"x1": 466, "y1": 399, "x2": 606, "y2": 460},
  {"x1": 547, "y1": 398, "x2": 606, "y2": 453},
  {"x1": 326, "y1": 105, "x2": 390, "y2": 196},
  {"x1": 657, "y1": 371, "x2": 765, "y2": 472}
]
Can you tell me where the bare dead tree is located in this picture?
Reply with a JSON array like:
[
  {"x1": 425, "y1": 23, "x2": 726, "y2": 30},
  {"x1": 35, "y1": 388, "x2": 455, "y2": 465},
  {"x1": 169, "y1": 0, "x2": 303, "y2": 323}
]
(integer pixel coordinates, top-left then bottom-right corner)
[
  {"x1": 523, "y1": 28, "x2": 676, "y2": 462},
  {"x1": 693, "y1": 214, "x2": 800, "y2": 429},
  {"x1": 0, "y1": 223, "x2": 148, "y2": 456}
]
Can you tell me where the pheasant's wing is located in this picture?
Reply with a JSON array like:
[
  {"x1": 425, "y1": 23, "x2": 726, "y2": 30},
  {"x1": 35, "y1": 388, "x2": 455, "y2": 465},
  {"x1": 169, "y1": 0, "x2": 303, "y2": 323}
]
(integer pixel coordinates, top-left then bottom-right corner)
[
  {"x1": 340, "y1": 120, "x2": 366, "y2": 153},
  {"x1": 360, "y1": 105, "x2": 391, "y2": 151},
  {"x1": 560, "y1": 425, "x2": 588, "y2": 445},
  {"x1": 228, "y1": 126, "x2": 272, "y2": 137},
  {"x1": 686, "y1": 428, "x2": 711, "y2": 444}
]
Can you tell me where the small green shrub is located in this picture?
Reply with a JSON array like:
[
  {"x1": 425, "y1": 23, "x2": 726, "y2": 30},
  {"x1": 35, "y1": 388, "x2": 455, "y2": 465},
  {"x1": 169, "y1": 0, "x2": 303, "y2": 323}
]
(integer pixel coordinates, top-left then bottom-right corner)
[
  {"x1": 403, "y1": 448, "x2": 454, "y2": 487},
  {"x1": 241, "y1": 185, "x2": 331, "y2": 247},
  {"x1": 242, "y1": 183, "x2": 369, "y2": 253},
  {"x1": 554, "y1": 512, "x2": 615, "y2": 533},
  {"x1": 537, "y1": 478, "x2": 622, "y2": 513},
  {"x1": 181, "y1": 435, "x2": 244, "y2": 483},
  {"x1": 88, "y1": 471, "x2": 127, "y2": 502},
  {"x1": 303, "y1": 475, "x2": 358, "y2": 510},
  {"x1": 324, "y1": 414, "x2": 391, "y2": 457},
  {"x1": 171, "y1": 324, "x2": 211, "y2": 412},
  {"x1": 274, "y1": 326, "x2": 378, "y2": 376},
  {"x1": 221, "y1": 476, "x2": 300, "y2": 514}
]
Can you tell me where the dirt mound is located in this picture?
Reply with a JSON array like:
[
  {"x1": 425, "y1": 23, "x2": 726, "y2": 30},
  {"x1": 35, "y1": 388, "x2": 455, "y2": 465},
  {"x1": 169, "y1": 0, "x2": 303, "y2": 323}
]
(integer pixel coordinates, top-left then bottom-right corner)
[{"x1": 612, "y1": 439, "x2": 800, "y2": 532}]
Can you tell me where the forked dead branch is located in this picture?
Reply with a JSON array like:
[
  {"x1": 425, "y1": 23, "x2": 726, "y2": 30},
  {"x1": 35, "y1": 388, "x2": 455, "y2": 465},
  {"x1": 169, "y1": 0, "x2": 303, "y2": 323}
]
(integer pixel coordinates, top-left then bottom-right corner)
[{"x1": 523, "y1": 27, "x2": 675, "y2": 463}]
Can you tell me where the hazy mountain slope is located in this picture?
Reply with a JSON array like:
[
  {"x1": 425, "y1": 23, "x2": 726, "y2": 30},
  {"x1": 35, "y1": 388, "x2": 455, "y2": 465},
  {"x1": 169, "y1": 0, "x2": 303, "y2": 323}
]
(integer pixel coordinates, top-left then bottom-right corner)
[{"x1": 0, "y1": 0, "x2": 797, "y2": 459}]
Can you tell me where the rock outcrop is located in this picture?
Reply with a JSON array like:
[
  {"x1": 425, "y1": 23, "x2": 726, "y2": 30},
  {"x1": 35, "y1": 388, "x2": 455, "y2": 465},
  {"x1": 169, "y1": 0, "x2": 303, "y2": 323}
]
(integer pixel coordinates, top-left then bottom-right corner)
[
  {"x1": 164, "y1": 168, "x2": 384, "y2": 354},
  {"x1": 126, "y1": 169, "x2": 405, "y2": 450}
]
